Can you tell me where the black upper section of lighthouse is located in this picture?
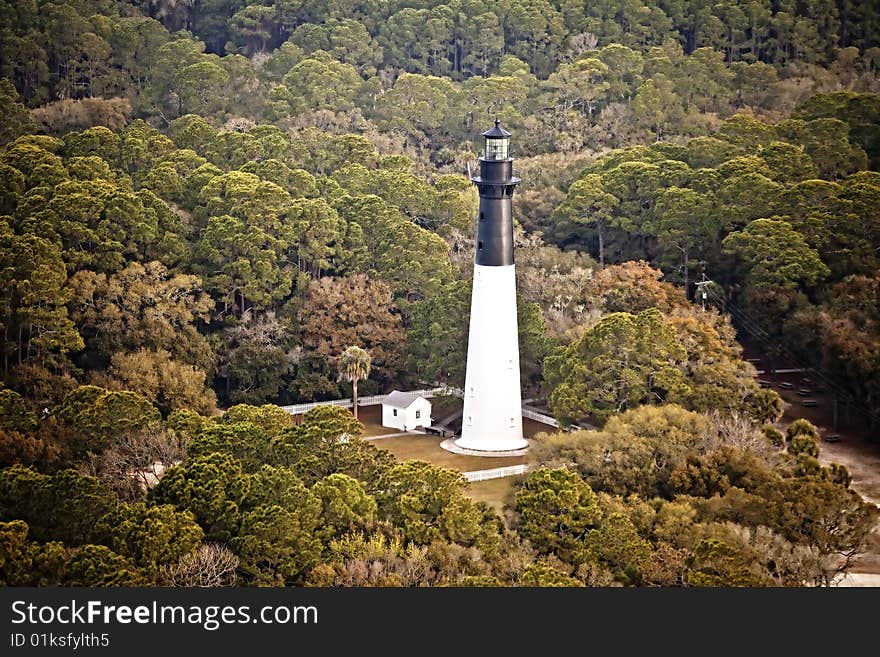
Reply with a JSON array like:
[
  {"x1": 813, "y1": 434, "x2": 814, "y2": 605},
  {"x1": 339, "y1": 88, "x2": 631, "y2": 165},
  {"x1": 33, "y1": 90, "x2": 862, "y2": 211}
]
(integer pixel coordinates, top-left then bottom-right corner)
[{"x1": 471, "y1": 119, "x2": 519, "y2": 267}]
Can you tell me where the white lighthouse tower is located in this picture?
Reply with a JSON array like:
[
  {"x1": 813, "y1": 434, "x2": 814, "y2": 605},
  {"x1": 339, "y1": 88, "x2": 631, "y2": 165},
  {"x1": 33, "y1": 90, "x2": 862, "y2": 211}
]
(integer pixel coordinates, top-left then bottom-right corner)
[{"x1": 455, "y1": 120, "x2": 528, "y2": 453}]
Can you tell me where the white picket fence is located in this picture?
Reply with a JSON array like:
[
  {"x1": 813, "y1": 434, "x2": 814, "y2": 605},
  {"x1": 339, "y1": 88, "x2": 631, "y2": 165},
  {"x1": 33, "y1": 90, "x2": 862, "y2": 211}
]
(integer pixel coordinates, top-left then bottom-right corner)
[
  {"x1": 463, "y1": 464, "x2": 529, "y2": 482},
  {"x1": 523, "y1": 405, "x2": 597, "y2": 431},
  {"x1": 357, "y1": 387, "x2": 455, "y2": 406},
  {"x1": 279, "y1": 388, "x2": 572, "y2": 432},
  {"x1": 280, "y1": 398, "x2": 353, "y2": 415},
  {"x1": 280, "y1": 387, "x2": 456, "y2": 416},
  {"x1": 522, "y1": 407, "x2": 560, "y2": 427}
]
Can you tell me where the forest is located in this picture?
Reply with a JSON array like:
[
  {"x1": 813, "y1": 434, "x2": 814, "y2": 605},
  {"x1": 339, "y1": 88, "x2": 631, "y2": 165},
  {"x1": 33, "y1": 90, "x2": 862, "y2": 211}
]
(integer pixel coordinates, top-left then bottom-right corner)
[{"x1": 0, "y1": 0, "x2": 879, "y2": 587}]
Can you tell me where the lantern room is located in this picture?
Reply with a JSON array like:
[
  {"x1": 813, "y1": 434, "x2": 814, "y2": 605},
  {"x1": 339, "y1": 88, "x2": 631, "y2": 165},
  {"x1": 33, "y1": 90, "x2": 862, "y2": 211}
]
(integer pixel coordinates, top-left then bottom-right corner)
[{"x1": 482, "y1": 118, "x2": 511, "y2": 160}]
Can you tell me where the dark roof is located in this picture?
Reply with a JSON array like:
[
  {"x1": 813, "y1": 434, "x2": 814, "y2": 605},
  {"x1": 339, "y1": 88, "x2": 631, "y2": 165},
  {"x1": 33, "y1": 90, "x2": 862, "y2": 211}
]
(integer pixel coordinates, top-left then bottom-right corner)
[
  {"x1": 382, "y1": 390, "x2": 428, "y2": 410},
  {"x1": 482, "y1": 118, "x2": 511, "y2": 138}
]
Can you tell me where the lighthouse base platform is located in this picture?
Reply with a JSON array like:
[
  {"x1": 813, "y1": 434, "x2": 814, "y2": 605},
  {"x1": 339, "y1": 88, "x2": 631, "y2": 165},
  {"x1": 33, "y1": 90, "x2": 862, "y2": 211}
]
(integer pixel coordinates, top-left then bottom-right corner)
[{"x1": 441, "y1": 438, "x2": 530, "y2": 458}]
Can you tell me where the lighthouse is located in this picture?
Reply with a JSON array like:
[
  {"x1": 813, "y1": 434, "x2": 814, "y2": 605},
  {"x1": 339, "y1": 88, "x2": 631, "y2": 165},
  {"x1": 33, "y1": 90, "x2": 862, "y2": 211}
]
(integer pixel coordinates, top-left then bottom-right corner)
[{"x1": 455, "y1": 120, "x2": 528, "y2": 453}]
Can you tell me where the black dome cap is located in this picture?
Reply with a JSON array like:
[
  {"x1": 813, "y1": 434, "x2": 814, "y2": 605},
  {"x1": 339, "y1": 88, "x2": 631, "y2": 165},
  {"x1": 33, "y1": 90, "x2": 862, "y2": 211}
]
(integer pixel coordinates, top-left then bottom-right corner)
[{"x1": 481, "y1": 118, "x2": 511, "y2": 138}]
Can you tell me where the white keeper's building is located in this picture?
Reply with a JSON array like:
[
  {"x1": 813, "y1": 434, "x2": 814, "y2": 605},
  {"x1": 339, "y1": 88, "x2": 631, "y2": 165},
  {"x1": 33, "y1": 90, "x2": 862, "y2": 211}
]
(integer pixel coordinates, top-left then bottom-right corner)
[{"x1": 381, "y1": 391, "x2": 432, "y2": 432}]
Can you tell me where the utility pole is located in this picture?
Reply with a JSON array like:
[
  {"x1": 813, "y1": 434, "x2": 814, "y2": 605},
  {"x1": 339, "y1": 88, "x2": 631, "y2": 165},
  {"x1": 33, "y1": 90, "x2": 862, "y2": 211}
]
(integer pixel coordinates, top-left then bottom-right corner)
[{"x1": 694, "y1": 273, "x2": 712, "y2": 312}]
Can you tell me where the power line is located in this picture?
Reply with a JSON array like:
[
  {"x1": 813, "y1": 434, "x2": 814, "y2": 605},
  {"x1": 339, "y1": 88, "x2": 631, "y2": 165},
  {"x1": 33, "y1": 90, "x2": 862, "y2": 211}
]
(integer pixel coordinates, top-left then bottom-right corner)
[{"x1": 703, "y1": 284, "x2": 880, "y2": 427}]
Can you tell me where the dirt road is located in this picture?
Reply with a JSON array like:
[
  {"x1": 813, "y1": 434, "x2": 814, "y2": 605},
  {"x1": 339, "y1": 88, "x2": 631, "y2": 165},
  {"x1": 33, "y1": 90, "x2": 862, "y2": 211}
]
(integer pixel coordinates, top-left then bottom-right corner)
[{"x1": 774, "y1": 375, "x2": 880, "y2": 580}]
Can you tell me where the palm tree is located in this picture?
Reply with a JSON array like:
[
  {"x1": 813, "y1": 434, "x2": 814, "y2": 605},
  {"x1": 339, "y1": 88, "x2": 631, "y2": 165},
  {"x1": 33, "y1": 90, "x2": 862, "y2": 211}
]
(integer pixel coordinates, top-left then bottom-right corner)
[{"x1": 339, "y1": 346, "x2": 371, "y2": 420}]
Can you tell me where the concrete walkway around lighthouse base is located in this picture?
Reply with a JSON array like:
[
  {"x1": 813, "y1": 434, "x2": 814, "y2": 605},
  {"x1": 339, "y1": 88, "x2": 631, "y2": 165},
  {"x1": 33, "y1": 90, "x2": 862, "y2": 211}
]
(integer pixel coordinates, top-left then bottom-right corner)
[{"x1": 440, "y1": 438, "x2": 531, "y2": 458}]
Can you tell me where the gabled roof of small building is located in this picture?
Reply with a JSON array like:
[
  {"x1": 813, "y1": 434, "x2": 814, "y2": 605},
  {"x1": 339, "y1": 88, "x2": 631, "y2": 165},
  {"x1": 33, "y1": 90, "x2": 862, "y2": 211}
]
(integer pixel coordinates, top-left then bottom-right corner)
[{"x1": 381, "y1": 390, "x2": 428, "y2": 410}]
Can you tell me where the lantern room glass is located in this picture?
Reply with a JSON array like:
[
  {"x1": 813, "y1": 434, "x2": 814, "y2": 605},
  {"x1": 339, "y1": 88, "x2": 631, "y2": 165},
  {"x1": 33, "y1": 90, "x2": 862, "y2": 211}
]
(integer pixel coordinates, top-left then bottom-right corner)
[{"x1": 485, "y1": 137, "x2": 509, "y2": 160}]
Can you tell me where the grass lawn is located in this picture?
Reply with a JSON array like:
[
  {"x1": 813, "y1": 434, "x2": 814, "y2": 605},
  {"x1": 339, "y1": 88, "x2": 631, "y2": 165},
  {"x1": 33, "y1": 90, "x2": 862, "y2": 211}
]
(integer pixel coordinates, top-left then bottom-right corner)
[
  {"x1": 372, "y1": 434, "x2": 527, "y2": 471},
  {"x1": 295, "y1": 401, "x2": 537, "y2": 520},
  {"x1": 466, "y1": 476, "x2": 522, "y2": 515},
  {"x1": 301, "y1": 403, "x2": 559, "y2": 441}
]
